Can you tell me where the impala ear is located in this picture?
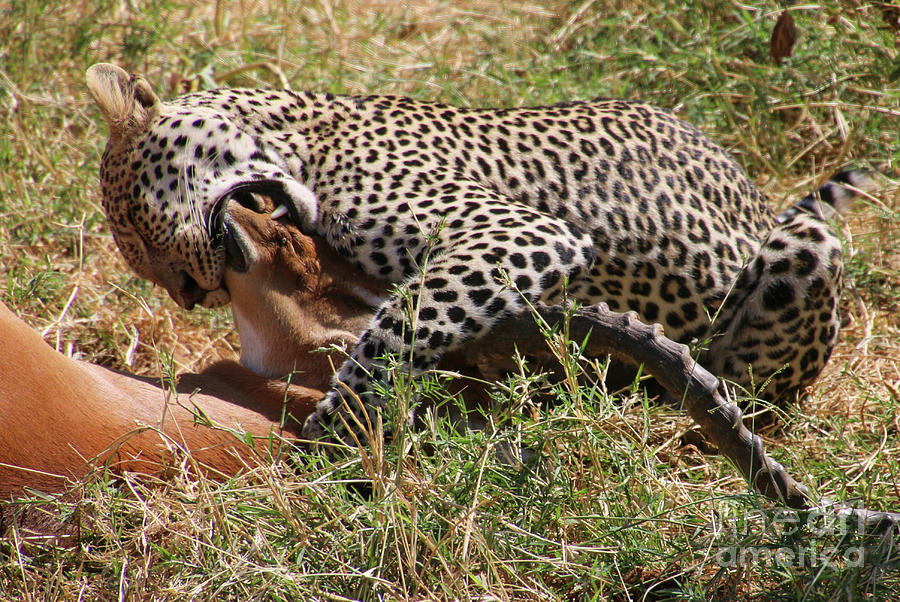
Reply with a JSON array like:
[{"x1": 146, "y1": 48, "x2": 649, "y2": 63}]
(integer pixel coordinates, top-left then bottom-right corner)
[
  {"x1": 222, "y1": 209, "x2": 257, "y2": 273},
  {"x1": 85, "y1": 63, "x2": 161, "y2": 140}
]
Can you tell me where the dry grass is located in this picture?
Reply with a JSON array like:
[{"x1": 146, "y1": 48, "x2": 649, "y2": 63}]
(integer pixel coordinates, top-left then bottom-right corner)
[{"x1": 1, "y1": 0, "x2": 899, "y2": 599}]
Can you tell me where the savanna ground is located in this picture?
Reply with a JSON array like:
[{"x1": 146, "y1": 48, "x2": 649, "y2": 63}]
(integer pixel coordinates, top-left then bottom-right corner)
[{"x1": 1, "y1": 1, "x2": 899, "y2": 599}]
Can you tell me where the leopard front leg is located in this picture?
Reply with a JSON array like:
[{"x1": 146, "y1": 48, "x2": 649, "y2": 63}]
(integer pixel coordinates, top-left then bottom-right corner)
[{"x1": 301, "y1": 200, "x2": 595, "y2": 445}]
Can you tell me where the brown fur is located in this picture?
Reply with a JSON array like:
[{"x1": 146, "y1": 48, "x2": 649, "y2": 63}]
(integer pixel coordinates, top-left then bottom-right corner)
[
  {"x1": 0, "y1": 300, "x2": 325, "y2": 498},
  {"x1": 223, "y1": 200, "x2": 388, "y2": 387}
]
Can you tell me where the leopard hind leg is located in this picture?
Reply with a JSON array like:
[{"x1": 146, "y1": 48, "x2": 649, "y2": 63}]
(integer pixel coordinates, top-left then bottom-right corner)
[{"x1": 699, "y1": 170, "x2": 875, "y2": 408}]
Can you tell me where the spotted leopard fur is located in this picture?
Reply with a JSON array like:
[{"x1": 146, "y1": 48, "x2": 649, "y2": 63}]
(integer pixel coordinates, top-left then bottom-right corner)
[{"x1": 85, "y1": 63, "x2": 870, "y2": 443}]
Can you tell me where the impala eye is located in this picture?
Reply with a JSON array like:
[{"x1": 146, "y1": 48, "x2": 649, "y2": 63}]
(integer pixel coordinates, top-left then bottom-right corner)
[{"x1": 223, "y1": 221, "x2": 249, "y2": 273}]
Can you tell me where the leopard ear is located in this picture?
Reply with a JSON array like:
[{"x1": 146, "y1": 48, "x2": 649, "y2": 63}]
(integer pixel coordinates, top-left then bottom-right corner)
[{"x1": 85, "y1": 63, "x2": 161, "y2": 139}]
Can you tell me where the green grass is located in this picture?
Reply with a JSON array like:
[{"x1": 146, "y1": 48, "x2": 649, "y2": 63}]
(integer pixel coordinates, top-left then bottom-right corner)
[{"x1": 1, "y1": 0, "x2": 899, "y2": 599}]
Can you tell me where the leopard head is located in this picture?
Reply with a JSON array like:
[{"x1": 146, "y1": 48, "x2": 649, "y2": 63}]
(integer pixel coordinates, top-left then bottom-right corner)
[{"x1": 85, "y1": 63, "x2": 317, "y2": 308}]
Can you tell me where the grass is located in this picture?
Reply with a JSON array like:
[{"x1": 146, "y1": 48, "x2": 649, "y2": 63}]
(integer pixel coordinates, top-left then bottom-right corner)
[{"x1": 1, "y1": 0, "x2": 899, "y2": 599}]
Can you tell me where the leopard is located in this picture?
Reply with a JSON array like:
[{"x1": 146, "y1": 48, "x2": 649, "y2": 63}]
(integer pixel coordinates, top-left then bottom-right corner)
[{"x1": 85, "y1": 63, "x2": 872, "y2": 444}]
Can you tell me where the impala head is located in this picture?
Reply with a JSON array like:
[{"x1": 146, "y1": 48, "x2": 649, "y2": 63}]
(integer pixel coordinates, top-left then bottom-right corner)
[{"x1": 217, "y1": 196, "x2": 388, "y2": 383}]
